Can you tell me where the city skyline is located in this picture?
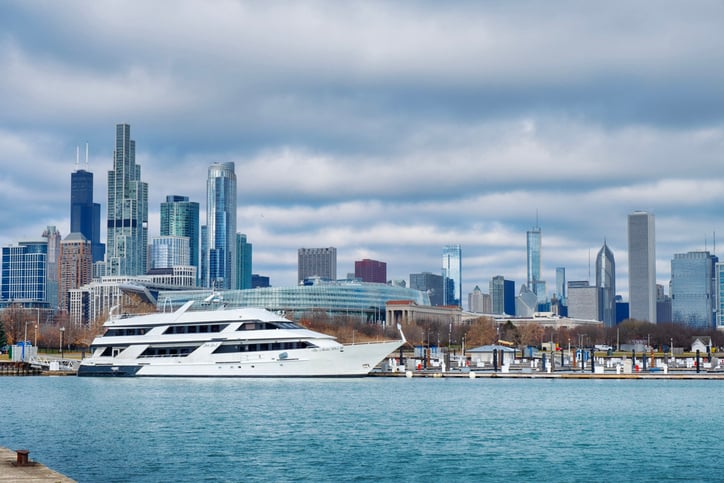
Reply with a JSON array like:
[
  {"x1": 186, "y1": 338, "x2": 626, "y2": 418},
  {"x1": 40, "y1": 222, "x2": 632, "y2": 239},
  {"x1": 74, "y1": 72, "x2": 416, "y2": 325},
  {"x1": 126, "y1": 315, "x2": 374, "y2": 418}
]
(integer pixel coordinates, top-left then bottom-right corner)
[{"x1": 3, "y1": 2, "x2": 724, "y2": 300}]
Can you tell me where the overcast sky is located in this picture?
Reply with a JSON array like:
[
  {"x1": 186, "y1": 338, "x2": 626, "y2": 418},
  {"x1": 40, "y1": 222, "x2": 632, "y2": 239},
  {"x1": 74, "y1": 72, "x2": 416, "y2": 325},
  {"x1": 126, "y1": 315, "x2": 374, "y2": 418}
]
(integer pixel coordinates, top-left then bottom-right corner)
[{"x1": 2, "y1": 1, "x2": 724, "y2": 306}]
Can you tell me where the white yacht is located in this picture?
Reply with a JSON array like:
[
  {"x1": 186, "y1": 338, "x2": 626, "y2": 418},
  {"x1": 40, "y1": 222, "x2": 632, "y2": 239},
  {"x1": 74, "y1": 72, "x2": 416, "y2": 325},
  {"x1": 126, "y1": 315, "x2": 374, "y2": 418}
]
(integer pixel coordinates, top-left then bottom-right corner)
[{"x1": 78, "y1": 300, "x2": 404, "y2": 377}]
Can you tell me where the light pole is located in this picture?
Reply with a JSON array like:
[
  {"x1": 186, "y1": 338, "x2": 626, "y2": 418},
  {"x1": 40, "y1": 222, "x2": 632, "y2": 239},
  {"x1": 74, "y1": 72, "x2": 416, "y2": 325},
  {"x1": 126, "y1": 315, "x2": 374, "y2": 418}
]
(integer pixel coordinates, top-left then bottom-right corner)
[{"x1": 60, "y1": 327, "x2": 65, "y2": 360}]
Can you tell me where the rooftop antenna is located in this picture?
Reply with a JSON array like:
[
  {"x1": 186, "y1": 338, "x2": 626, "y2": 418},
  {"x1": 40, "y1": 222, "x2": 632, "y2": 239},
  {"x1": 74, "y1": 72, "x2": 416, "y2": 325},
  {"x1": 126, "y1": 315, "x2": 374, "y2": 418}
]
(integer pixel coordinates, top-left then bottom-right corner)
[
  {"x1": 588, "y1": 249, "x2": 591, "y2": 282},
  {"x1": 535, "y1": 209, "x2": 539, "y2": 229},
  {"x1": 714, "y1": 231, "x2": 717, "y2": 257},
  {"x1": 85, "y1": 142, "x2": 89, "y2": 167},
  {"x1": 75, "y1": 145, "x2": 80, "y2": 169}
]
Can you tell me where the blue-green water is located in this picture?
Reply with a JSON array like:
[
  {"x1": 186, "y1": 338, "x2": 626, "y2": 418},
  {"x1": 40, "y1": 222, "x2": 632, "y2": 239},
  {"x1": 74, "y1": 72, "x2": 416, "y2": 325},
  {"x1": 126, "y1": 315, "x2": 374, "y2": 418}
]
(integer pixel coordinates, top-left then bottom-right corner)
[{"x1": 1, "y1": 377, "x2": 719, "y2": 482}]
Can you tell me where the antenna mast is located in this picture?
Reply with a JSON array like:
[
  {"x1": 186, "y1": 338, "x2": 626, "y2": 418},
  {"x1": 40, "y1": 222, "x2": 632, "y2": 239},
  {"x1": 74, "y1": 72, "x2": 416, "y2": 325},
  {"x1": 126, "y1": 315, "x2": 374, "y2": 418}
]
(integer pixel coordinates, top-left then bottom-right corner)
[{"x1": 85, "y1": 142, "x2": 89, "y2": 167}]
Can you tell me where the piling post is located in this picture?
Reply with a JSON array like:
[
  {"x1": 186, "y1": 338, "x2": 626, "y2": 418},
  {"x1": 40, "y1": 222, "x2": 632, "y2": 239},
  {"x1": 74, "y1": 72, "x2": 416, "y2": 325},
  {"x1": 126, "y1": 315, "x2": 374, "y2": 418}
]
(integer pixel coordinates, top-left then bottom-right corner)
[
  {"x1": 696, "y1": 349, "x2": 700, "y2": 373},
  {"x1": 493, "y1": 348, "x2": 498, "y2": 372},
  {"x1": 590, "y1": 350, "x2": 595, "y2": 373},
  {"x1": 542, "y1": 352, "x2": 546, "y2": 372}
]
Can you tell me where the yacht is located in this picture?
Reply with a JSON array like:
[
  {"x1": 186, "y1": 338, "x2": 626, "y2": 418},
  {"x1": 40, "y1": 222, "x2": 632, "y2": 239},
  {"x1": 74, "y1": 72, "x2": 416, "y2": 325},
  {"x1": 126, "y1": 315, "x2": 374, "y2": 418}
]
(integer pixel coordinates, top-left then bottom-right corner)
[{"x1": 78, "y1": 299, "x2": 405, "y2": 377}]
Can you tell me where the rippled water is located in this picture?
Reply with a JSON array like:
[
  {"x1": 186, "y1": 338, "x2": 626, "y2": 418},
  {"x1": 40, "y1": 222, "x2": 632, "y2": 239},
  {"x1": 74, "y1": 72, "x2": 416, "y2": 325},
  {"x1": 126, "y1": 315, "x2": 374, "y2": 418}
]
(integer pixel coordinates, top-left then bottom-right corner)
[{"x1": 1, "y1": 377, "x2": 720, "y2": 482}]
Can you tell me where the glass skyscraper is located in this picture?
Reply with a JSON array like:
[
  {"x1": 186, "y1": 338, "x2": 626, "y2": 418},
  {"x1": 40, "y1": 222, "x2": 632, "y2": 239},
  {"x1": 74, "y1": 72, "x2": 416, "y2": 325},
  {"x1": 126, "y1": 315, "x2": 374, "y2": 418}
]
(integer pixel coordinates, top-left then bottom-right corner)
[
  {"x1": 1, "y1": 241, "x2": 48, "y2": 304},
  {"x1": 161, "y1": 195, "x2": 200, "y2": 283},
  {"x1": 442, "y1": 244, "x2": 462, "y2": 307},
  {"x1": 106, "y1": 123, "x2": 148, "y2": 276},
  {"x1": 627, "y1": 211, "x2": 656, "y2": 323},
  {"x1": 205, "y1": 162, "x2": 237, "y2": 289},
  {"x1": 236, "y1": 233, "x2": 252, "y2": 290},
  {"x1": 527, "y1": 225, "x2": 546, "y2": 303},
  {"x1": 490, "y1": 275, "x2": 515, "y2": 315},
  {"x1": 71, "y1": 164, "x2": 104, "y2": 263},
  {"x1": 671, "y1": 251, "x2": 717, "y2": 329},
  {"x1": 595, "y1": 241, "x2": 616, "y2": 327}
]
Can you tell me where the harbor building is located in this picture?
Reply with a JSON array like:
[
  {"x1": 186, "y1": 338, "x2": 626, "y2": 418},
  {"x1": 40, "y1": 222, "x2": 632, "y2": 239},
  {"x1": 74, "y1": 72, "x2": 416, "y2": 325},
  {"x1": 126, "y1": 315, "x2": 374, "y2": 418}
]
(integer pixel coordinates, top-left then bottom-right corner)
[
  {"x1": 205, "y1": 162, "x2": 237, "y2": 289},
  {"x1": 442, "y1": 244, "x2": 462, "y2": 307},
  {"x1": 671, "y1": 251, "x2": 717, "y2": 329},
  {"x1": 106, "y1": 123, "x2": 148, "y2": 276},
  {"x1": 627, "y1": 211, "x2": 656, "y2": 322},
  {"x1": 298, "y1": 247, "x2": 337, "y2": 283}
]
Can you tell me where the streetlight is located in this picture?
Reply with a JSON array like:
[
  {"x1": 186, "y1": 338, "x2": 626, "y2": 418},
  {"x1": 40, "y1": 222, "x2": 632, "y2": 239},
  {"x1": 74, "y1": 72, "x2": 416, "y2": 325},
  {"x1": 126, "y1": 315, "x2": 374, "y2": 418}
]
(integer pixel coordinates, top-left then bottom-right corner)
[{"x1": 60, "y1": 327, "x2": 65, "y2": 360}]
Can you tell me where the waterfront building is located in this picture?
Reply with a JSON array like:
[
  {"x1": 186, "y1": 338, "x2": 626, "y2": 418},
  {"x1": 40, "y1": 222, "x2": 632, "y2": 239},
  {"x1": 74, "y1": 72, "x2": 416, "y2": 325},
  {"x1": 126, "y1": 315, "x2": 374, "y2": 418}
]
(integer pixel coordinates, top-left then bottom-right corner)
[
  {"x1": 298, "y1": 247, "x2": 336, "y2": 283},
  {"x1": 205, "y1": 162, "x2": 237, "y2": 289},
  {"x1": 468, "y1": 285, "x2": 491, "y2": 313},
  {"x1": 1, "y1": 240, "x2": 48, "y2": 307},
  {"x1": 567, "y1": 281, "x2": 601, "y2": 321},
  {"x1": 236, "y1": 233, "x2": 252, "y2": 290},
  {"x1": 671, "y1": 251, "x2": 717, "y2": 329},
  {"x1": 490, "y1": 275, "x2": 515, "y2": 315},
  {"x1": 595, "y1": 241, "x2": 616, "y2": 327},
  {"x1": 526, "y1": 225, "x2": 546, "y2": 302},
  {"x1": 410, "y1": 271, "x2": 444, "y2": 306},
  {"x1": 160, "y1": 195, "x2": 199, "y2": 283},
  {"x1": 442, "y1": 245, "x2": 462, "y2": 307},
  {"x1": 627, "y1": 211, "x2": 656, "y2": 323},
  {"x1": 106, "y1": 123, "x2": 148, "y2": 276},
  {"x1": 58, "y1": 233, "x2": 92, "y2": 314},
  {"x1": 354, "y1": 259, "x2": 387, "y2": 284},
  {"x1": 251, "y1": 274, "x2": 270, "y2": 288},
  {"x1": 158, "y1": 280, "x2": 430, "y2": 323},
  {"x1": 71, "y1": 158, "x2": 105, "y2": 263},
  {"x1": 150, "y1": 236, "x2": 190, "y2": 269}
]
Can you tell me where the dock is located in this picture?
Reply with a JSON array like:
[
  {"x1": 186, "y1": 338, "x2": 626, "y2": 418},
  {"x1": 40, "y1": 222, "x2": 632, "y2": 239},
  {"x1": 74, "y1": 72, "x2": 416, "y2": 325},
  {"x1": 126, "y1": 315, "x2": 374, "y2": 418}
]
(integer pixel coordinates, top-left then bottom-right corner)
[{"x1": 0, "y1": 447, "x2": 75, "y2": 482}]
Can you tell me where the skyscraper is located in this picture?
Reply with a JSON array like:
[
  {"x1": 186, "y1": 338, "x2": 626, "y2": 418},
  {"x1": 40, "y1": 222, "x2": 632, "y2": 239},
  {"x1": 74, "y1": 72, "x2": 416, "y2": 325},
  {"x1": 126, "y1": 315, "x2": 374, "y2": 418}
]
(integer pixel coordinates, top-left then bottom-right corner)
[
  {"x1": 42, "y1": 226, "x2": 61, "y2": 310},
  {"x1": 410, "y1": 272, "x2": 444, "y2": 306},
  {"x1": 205, "y1": 162, "x2": 237, "y2": 289},
  {"x1": 236, "y1": 233, "x2": 252, "y2": 290},
  {"x1": 627, "y1": 211, "x2": 656, "y2": 323},
  {"x1": 490, "y1": 275, "x2": 515, "y2": 315},
  {"x1": 527, "y1": 224, "x2": 546, "y2": 302},
  {"x1": 595, "y1": 241, "x2": 616, "y2": 327},
  {"x1": 671, "y1": 251, "x2": 717, "y2": 329},
  {"x1": 442, "y1": 244, "x2": 462, "y2": 307},
  {"x1": 1, "y1": 241, "x2": 48, "y2": 304},
  {"x1": 555, "y1": 267, "x2": 566, "y2": 305},
  {"x1": 71, "y1": 150, "x2": 105, "y2": 263},
  {"x1": 106, "y1": 123, "x2": 148, "y2": 276},
  {"x1": 161, "y1": 195, "x2": 199, "y2": 283},
  {"x1": 354, "y1": 259, "x2": 387, "y2": 283},
  {"x1": 58, "y1": 232, "x2": 92, "y2": 314},
  {"x1": 298, "y1": 247, "x2": 337, "y2": 283},
  {"x1": 150, "y1": 236, "x2": 190, "y2": 269}
]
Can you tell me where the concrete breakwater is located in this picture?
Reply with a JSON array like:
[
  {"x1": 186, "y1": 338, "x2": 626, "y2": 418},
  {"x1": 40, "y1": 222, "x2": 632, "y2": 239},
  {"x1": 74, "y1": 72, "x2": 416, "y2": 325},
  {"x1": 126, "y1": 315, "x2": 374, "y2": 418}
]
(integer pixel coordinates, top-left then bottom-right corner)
[{"x1": 0, "y1": 446, "x2": 75, "y2": 482}]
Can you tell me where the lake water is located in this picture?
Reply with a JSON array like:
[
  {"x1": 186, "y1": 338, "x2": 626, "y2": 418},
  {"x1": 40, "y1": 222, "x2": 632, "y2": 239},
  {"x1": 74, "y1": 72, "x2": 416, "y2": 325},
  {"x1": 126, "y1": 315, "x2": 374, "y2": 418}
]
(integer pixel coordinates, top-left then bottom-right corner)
[{"x1": 1, "y1": 376, "x2": 720, "y2": 482}]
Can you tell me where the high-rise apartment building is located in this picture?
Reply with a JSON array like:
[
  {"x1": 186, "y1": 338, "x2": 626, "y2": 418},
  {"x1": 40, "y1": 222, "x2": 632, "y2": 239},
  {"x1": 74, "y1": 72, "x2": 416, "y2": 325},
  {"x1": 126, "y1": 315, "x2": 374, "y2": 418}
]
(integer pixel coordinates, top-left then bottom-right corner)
[
  {"x1": 161, "y1": 195, "x2": 199, "y2": 283},
  {"x1": 490, "y1": 275, "x2": 515, "y2": 315},
  {"x1": 236, "y1": 233, "x2": 252, "y2": 290},
  {"x1": 555, "y1": 267, "x2": 566, "y2": 305},
  {"x1": 298, "y1": 247, "x2": 337, "y2": 283},
  {"x1": 151, "y1": 236, "x2": 190, "y2": 269},
  {"x1": 205, "y1": 162, "x2": 237, "y2": 289},
  {"x1": 71, "y1": 154, "x2": 105, "y2": 263},
  {"x1": 42, "y1": 226, "x2": 61, "y2": 310},
  {"x1": 442, "y1": 244, "x2": 462, "y2": 307},
  {"x1": 627, "y1": 211, "x2": 656, "y2": 323},
  {"x1": 410, "y1": 272, "x2": 444, "y2": 306},
  {"x1": 595, "y1": 241, "x2": 616, "y2": 327},
  {"x1": 527, "y1": 225, "x2": 546, "y2": 302},
  {"x1": 354, "y1": 259, "x2": 387, "y2": 283},
  {"x1": 468, "y1": 285, "x2": 491, "y2": 313},
  {"x1": 1, "y1": 241, "x2": 48, "y2": 305},
  {"x1": 106, "y1": 123, "x2": 148, "y2": 276},
  {"x1": 58, "y1": 233, "x2": 92, "y2": 314},
  {"x1": 671, "y1": 251, "x2": 717, "y2": 329}
]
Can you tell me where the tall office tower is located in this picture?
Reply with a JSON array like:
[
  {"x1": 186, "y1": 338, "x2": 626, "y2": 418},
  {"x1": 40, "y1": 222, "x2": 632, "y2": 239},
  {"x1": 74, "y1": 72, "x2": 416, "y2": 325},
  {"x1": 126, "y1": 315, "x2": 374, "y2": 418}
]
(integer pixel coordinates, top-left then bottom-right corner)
[
  {"x1": 298, "y1": 247, "x2": 337, "y2": 283},
  {"x1": 1, "y1": 241, "x2": 48, "y2": 304},
  {"x1": 715, "y1": 263, "x2": 724, "y2": 330},
  {"x1": 442, "y1": 244, "x2": 462, "y2": 307},
  {"x1": 206, "y1": 162, "x2": 237, "y2": 289},
  {"x1": 236, "y1": 233, "x2": 252, "y2": 290},
  {"x1": 490, "y1": 275, "x2": 515, "y2": 315},
  {"x1": 627, "y1": 211, "x2": 656, "y2": 323},
  {"x1": 58, "y1": 233, "x2": 92, "y2": 314},
  {"x1": 200, "y1": 225, "x2": 208, "y2": 288},
  {"x1": 671, "y1": 251, "x2": 717, "y2": 329},
  {"x1": 555, "y1": 267, "x2": 566, "y2": 305},
  {"x1": 41, "y1": 226, "x2": 61, "y2": 310},
  {"x1": 595, "y1": 241, "x2": 616, "y2": 327},
  {"x1": 106, "y1": 123, "x2": 148, "y2": 276},
  {"x1": 161, "y1": 195, "x2": 200, "y2": 283},
  {"x1": 468, "y1": 285, "x2": 491, "y2": 313},
  {"x1": 150, "y1": 236, "x2": 190, "y2": 269},
  {"x1": 71, "y1": 150, "x2": 105, "y2": 263},
  {"x1": 354, "y1": 259, "x2": 387, "y2": 283},
  {"x1": 410, "y1": 272, "x2": 444, "y2": 306},
  {"x1": 526, "y1": 225, "x2": 546, "y2": 302},
  {"x1": 567, "y1": 281, "x2": 600, "y2": 321}
]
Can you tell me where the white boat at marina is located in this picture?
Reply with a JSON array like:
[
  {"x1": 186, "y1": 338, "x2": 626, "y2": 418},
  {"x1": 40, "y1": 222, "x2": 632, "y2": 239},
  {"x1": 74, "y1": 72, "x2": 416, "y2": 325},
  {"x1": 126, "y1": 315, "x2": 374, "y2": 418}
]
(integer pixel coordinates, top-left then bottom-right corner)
[{"x1": 78, "y1": 299, "x2": 404, "y2": 377}]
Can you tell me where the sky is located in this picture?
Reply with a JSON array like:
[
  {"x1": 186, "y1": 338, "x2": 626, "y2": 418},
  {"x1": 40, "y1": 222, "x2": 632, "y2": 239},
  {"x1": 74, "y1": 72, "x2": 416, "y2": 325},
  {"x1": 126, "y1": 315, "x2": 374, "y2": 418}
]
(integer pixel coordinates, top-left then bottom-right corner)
[{"x1": 2, "y1": 1, "x2": 724, "y2": 307}]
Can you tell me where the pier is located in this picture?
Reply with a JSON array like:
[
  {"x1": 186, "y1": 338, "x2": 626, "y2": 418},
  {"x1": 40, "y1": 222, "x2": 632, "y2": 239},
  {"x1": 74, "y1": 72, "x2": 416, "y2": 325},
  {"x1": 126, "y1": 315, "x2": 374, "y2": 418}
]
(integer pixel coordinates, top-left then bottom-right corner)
[{"x1": 0, "y1": 447, "x2": 75, "y2": 482}]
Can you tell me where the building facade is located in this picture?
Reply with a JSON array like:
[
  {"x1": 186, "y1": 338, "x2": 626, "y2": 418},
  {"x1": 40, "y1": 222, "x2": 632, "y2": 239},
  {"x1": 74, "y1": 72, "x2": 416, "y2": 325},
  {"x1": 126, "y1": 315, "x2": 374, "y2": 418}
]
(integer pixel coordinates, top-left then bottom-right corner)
[
  {"x1": 442, "y1": 244, "x2": 462, "y2": 307},
  {"x1": 671, "y1": 251, "x2": 717, "y2": 329},
  {"x1": 1, "y1": 241, "x2": 48, "y2": 306},
  {"x1": 298, "y1": 247, "x2": 337, "y2": 283},
  {"x1": 468, "y1": 285, "x2": 491, "y2": 313},
  {"x1": 205, "y1": 162, "x2": 237, "y2": 289},
  {"x1": 555, "y1": 267, "x2": 566, "y2": 305},
  {"x1": 627, "y1": 211, "x2": 656, "y2": 323},
  {"x1": 354, "y1": 259, "x2": 387, "y2": 283},
  {"x1": 490, "y1": 275, "x2": 515, "y2": 315},
  {"x1": 150, "y1": 236, "x2": 190, "y2": 269},
  {"x1": 567, "y1": 281, "x2": 601, "y2": 321},
  {"x1": 527, "y1": 225, "x2": 546, "y2": 302},
  {"x1": 410, "y1": 271, "x2": 444, "y2": 306},
  {"x1": 58, "y1": 233, "x2": 92, "y2": 313},
  {"x1": 71, "y1": 165, "x2": 104, "y2": 263},
  {"x1": 160, "y1": 195, "x2": 199, "y2": 283},
  {"x1": 236, "y1": 233, "x2": 252, "y2": 290},
  {"x1": 106, "y1": 123, "x2": 148, "y2": 276},
  {"x1": 595, "y1": 241, "x2": 616, "y2": 327}
]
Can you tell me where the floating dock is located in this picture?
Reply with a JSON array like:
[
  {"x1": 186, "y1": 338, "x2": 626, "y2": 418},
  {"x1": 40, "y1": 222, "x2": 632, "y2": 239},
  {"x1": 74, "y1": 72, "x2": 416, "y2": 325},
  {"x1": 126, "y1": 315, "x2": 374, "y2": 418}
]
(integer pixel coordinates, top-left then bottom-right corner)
[{"x1": 0, "y1": 447, "x2": 75, "y2": 482}]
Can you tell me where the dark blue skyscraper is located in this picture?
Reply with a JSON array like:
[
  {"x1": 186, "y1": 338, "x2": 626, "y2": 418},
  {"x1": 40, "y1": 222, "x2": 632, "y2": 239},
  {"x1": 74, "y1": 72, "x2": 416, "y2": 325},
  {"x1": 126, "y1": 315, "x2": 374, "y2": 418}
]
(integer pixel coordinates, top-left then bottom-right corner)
[{"x1": 71, "y1": 159, "x2": 105, "y2": 263}]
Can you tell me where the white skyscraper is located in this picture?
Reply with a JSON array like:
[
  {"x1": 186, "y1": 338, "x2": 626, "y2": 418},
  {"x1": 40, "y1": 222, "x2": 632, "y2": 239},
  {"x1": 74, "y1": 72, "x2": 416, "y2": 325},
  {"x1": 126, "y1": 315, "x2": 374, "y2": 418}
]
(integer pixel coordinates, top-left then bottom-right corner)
[{"x1": 627, "y1": 211, "x2": 656, "y2": 323}]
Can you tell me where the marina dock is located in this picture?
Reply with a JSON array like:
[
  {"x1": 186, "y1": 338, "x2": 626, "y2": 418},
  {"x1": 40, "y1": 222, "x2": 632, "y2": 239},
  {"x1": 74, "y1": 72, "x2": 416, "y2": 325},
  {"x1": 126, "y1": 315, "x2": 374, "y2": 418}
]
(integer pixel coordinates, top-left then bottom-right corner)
[{"x1": 0, "y1": 447, "x2": 75, "y2": 482}]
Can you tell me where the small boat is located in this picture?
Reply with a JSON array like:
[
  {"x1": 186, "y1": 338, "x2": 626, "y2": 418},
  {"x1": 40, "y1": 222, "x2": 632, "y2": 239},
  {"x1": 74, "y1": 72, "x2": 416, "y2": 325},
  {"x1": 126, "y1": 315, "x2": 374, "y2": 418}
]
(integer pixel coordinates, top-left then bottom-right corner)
[{"x1": 78, "y1": 299, "x2": 404, "y2": 377}]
